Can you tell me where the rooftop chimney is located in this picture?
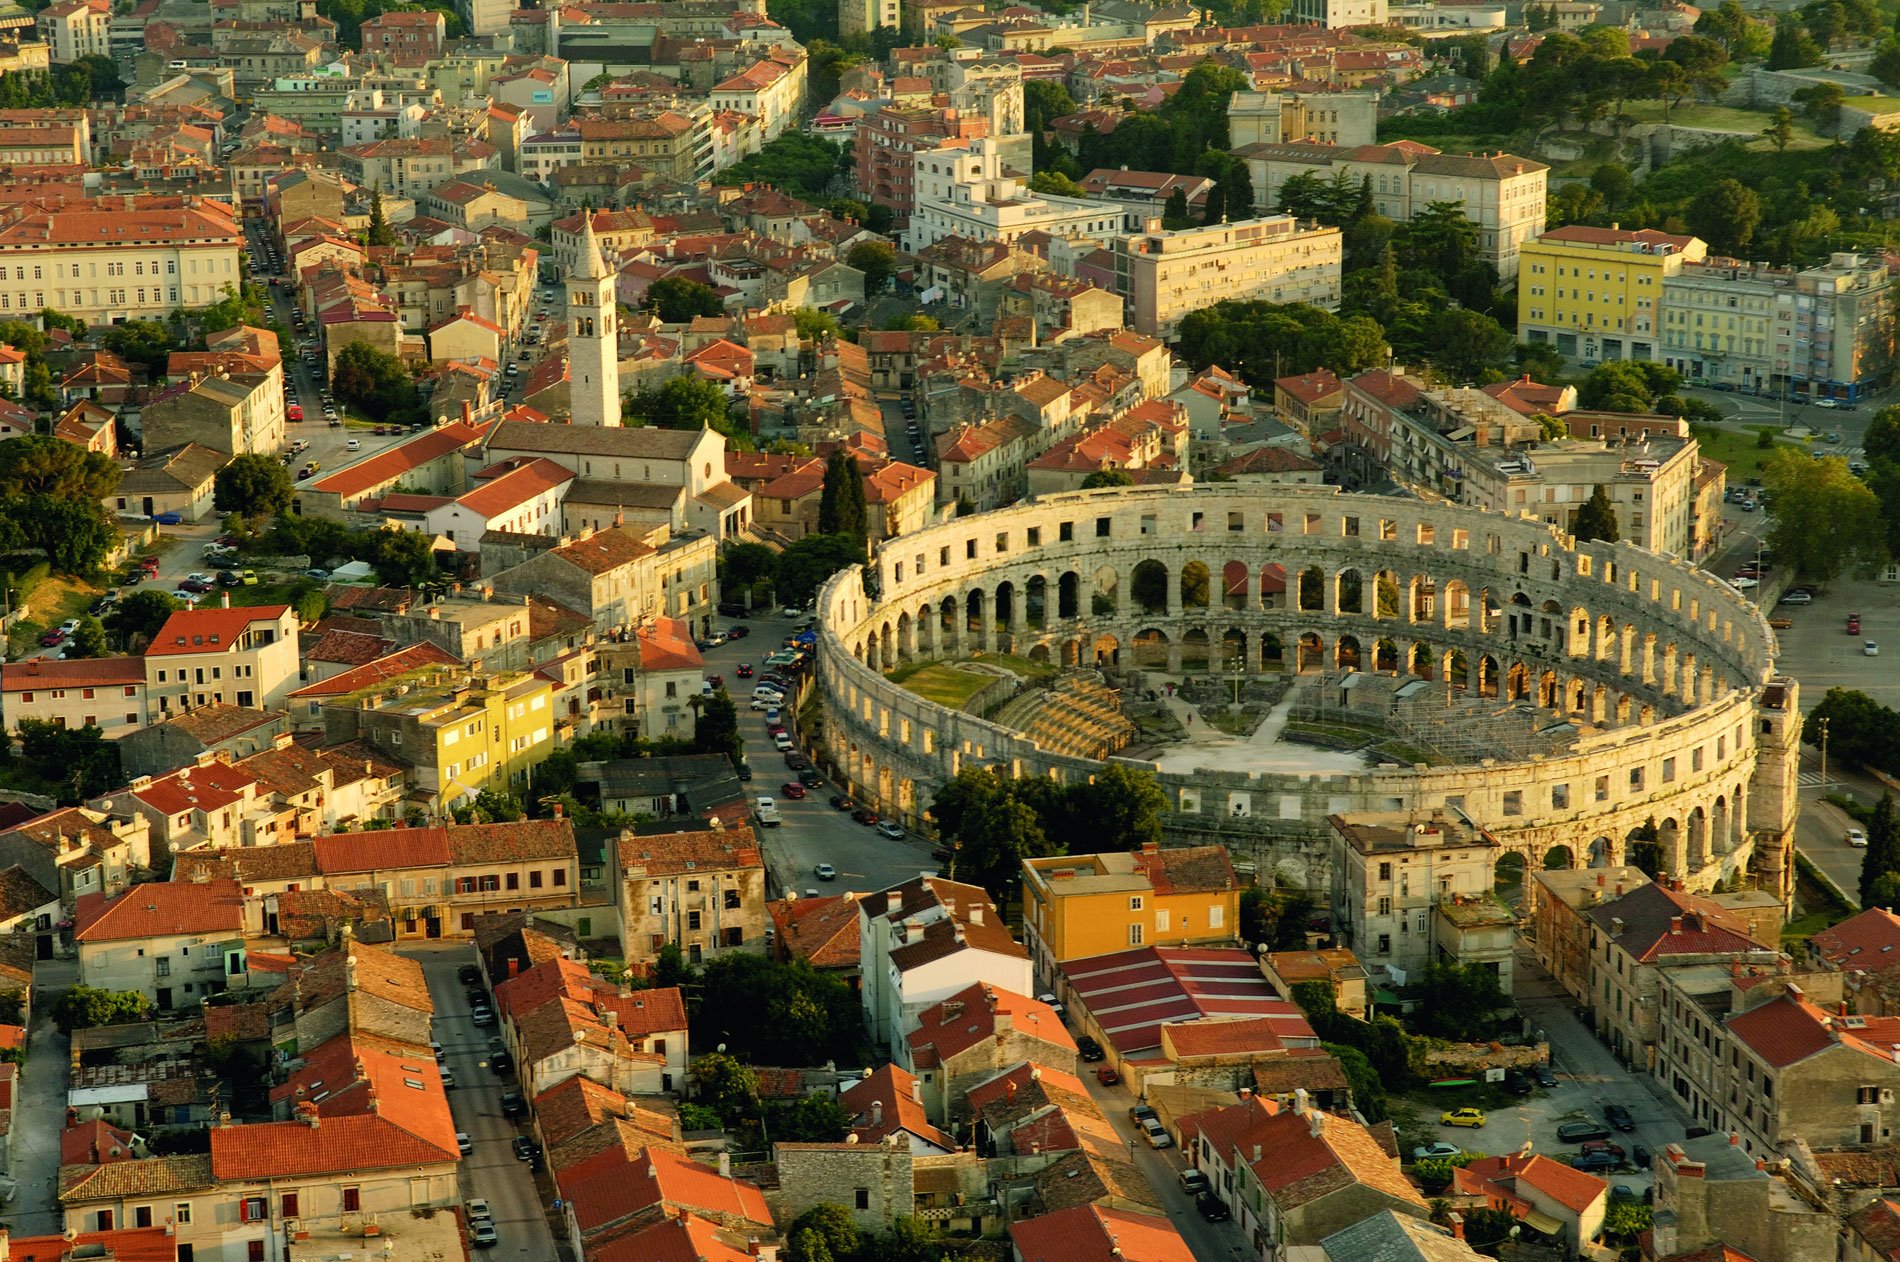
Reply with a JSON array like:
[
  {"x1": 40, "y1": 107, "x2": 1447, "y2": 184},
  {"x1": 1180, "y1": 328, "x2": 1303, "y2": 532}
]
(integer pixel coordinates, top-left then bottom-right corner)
[
  {"x1": 1670, "y1": 916, "x2": 1683, "y2": 935},
  {"x1": 870, "y1": 1100, "x2": 883, "y2": 1127}
]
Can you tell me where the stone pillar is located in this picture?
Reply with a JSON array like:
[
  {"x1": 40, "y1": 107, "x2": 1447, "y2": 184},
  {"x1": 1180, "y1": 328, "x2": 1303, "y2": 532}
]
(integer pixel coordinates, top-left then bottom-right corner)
[{"x1": 1011, "y1": 580, "x2": 1030, "y2": 637}]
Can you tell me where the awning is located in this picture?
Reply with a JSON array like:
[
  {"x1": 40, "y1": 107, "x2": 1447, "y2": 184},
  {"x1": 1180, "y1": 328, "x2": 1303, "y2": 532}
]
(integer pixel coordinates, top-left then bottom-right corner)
[{"x1": 1522, "y1": 1209, "x2": 1565, "y2": 1236}]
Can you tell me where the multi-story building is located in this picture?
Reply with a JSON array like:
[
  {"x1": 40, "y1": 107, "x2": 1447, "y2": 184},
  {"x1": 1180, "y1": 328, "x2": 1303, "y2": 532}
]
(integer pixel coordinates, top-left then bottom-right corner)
[
  {"x1": 321, "y1": 669, "x2": 555, "y2": 810},
  {"x1": 859, "y1": 875, "x2": 1032, "y2": 1054},
  {"x1": 339, "y1": 136, "x2": 492, "y2": 200},
  {"x1": 34, "y1": 0, "x2": 108, "y2": 61},
  {"x1": 1022, "y1": 842, "x2": 1240, "y2": 979},
  {"x1": 1517, "y1": 225, "x2": 1709, "y2": 363},
  {"x1": 854, "y1": 105, "x2": 989, "y2": 222},
  {"x1": 74, "y1": 877, "x2": 248, "y2": 1010},
  {"x1": 1116, "y1": 215, "x2": 1343, "y2": 340},
  {"x1": 310, "y1": 819, "x2": 580, "y2": 936},
  {"x1": 143, "y1": 604, "x2": 300, "y2": 716},
  {"x1": 1235, "y1": 141, "x2": 1547, "y2": 280},
  {"x1": 460, "y1": 0, "x2": 511, "y2": 35},
  {"x1": 141, "y1": 371, "x2": 285, "y2": 458},
  {"x1": 0, "y1": 656, "x2": 149, "y2": 737},
  {"x1": 0, "y1": 199, "x2": 244, "y2": 324},
  {"x1": 575, "y1": 113, "x2": 702, "y2": 185},
  {"x1": 360, "y1": 9, "x2": 446, "y2": 57},
  {"x1": 1659, "y1": 252, "x2": 1893, "y2": 402},
  {"x1": 1292, "y1": 0, "x2": 1389, "y2": 26},
  {"x1": 1329, "y1": 811, "x2": 1514, "y2": 989},
  {"x1": 906, "y1": 137, "x2": 1131, "y2": 253},
  {"x1": 840, "y1": 0, "x2": 900, "y2": 38},
  {"x1": 1228, "y1": 90, "x2": 1379, "y2": 150},
  {"x1": 617, "y1": 823, "x2": 766, "y2": 966},
  {"x1": 708, "y1": 50, "x2": 806, "y2": 144}
]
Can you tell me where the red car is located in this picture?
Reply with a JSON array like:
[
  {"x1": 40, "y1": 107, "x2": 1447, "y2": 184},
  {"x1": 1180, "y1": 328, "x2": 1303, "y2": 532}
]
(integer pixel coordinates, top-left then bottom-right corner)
[
  {"x1": 1850, "y1": 614, "x2": 1862, "y2": 635},
  {"x1": 1095, "y1": 1065, "x2": 1121, "y2": 1086},
  {"x1": 736, "y1": 664, "x2": 753, "y2": 678},
  {"x1": 38, "y1": 629, "x2": 65, "y2": 647},
  {"x1": 781, "y1": 782, "x2": 807, "y2": 799},
  {"x1": 706, "y1": 674, "x2": 723, "y2": 689}
]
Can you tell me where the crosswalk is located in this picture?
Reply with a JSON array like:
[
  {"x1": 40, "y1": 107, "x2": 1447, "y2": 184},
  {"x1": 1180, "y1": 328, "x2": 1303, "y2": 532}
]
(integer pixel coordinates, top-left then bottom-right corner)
[{"x1": 1799, "y1": 771, "x2": 1838, "y2": 788}]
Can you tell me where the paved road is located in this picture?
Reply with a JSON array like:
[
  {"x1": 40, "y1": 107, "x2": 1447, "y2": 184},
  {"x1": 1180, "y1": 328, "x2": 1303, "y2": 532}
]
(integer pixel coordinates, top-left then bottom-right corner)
[
  {"x1": 405, "y1": 943, "x2": 558, "y2": 1262},
  {"x1": 696, "y1": 614, "x2": 940, "y2": 899},
  {"x1": 9, "y1": 956, "x2": 76, "y2": 1236},
  {"x1": 1081, "y1": 1069, "x2": 1250, "y2": 1262}
]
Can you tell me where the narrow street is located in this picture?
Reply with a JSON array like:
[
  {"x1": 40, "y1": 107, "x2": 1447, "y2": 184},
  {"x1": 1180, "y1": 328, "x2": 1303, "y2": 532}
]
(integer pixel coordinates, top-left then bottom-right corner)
[
  {"x1": 1080, "y1": 1070, "x2": 1249, "y2": 1262},
  {"x1": 8, "y1": 956, "x2": 76, "y2": 1236},
  {"x1": 404, "y1": 943, "x2": 562, "y2": 1262}
]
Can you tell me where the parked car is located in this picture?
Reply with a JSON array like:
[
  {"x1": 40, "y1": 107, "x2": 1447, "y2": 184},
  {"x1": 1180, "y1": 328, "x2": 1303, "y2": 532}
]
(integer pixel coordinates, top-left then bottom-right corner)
[
  {"x1": 1849, "y1": 827, "x2": 1870, "y2": 847},
  {"x1": 830, "y1": 795, "x2": 854, "y2": 811},
  {"x1": 1094, "y1": 1064, "x2": 1120, "y2": 1085},
  {"x1": 1557, "y1": 1121, "x2": 1612, "y2": 1143},
  {"x1": 851, "y1": 807, "x2": 878, "y2": 825},
  {"x1": 1138, "y1": 1117, "x2": 1173, "y2": 1148},
  {"x1": 470, "y1": 1005, "x2": 496, "y2": 1028},
  {"x1": 465, "y1": 1199, "x2": 492, "y2": 1223},
  {"x1": 1076, "y1": 1036, "x2": 1105, "y2": 1063},
  {"x1": 815, "y1": 862, "x2": 837, "y2": 881},
  {"x1": 1779, "y1": 590, "x2": 1813, "y2": 605},
  {"x1": 1505, "y1": 1070, "x2": 1532, "y2": 1096},
  {"x1": 875, "y1": 820, "x2": 905, "y2": 840},
  {"x1": 1571, "y1": 1150, "x2": 1619, "y2": 1172},
  {"x1": 457, "y1": 964, "x2": 481, "y2": 985},
  {"x1": 1603, "y1": 1103, "x2": 1636, "y2": 1131},
  {"x1": 1180, "y1": 1169, "x2": 1210, "y2": 1197},
  {"x1": 1195, "y1": 1194, "x2": 1231, "y2": 1222},
  {"x1": 1535, "y1": 1064, "x2": 1558, "y2": 1089},
  {"x1": 1441, "y1": 1107, "x2": 1486, "y2": 1128},
  {"x1": 456, "y1": 1132, "x2": 473, "y2": 1155},
  {"x1": 500, "y1": 1091, "x2": 525, "y2": 1117},
  {"x1": 1580, "y1": 1140, "x2": 1626, "y2": 1160},
  {"x1": 471, "y1": 1223, "x2": 499, "y2": 1249},
  {"x1": 781, "y1": 782, "x2": 807, "y2": 800},
  {"x1": 1128, "y1": 1104, "x2": 1158, "y2": 1125},
  {"x1": 1412, "y1": 1142, "x2": 1464, "y2": 1162}
]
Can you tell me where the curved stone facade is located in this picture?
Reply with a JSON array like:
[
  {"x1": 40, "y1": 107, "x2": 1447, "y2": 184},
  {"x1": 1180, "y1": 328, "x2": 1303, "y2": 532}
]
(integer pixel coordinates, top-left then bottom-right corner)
[{"x1": 814, "y1": 486, "x2": 1800, "y2": 900}]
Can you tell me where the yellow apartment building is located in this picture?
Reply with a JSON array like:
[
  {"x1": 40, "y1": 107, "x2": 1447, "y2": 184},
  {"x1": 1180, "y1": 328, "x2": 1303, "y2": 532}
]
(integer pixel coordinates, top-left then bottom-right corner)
[
  {"x1": 1517, "y1": 224, "x2": 1707, "y2": 365},
  {"x1": 1021, "y1": 842, "x2": 1241, "y2": 979},
  {"x1": 322, "y1": 667, "x2": 556, "y2": 811}
]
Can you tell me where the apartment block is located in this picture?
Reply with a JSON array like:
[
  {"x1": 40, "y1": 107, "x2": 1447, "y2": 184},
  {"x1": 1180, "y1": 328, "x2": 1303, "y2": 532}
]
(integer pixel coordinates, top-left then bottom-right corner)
[
  {"x1": 0, "y1": 656, "x2": 149, "y2": 737},
  {"x1": 1517, "y1": 225, "x2": 1708, "y2": 364},
  {"x1": 34, "y1": 0, "x2": 108, "y2": 62},
  {"x1": 1116, "y1": 215, "x2": 1342, "y2": 340},
  {"x1": 1659, "y1": 252, "x2": 1893, "y2": 402},
  {"x1": 143, "y1": 605, "x2": 299, "y2": 716},
  {"x1": 617, "y1": 824, "x2": 766, "y2": 966},
  {"x1": 906, "y1": 137, "x2": 1129, "y2": 253},
  {"x1": 321, "y1": 668, "x2": 555, "y2": 809},
  {"x1": 0, "y1": 199, "x2": 245, "y2": 324},
  {"x1": 1329, "y1": 811, "x2": 1514, "y2": 989},
  {"x1": 1021, "y1": 842, "x2": 1239, "y2": 978},
  {"x1": 854, "y1": 105, "x2": 989, "y2": 222}
]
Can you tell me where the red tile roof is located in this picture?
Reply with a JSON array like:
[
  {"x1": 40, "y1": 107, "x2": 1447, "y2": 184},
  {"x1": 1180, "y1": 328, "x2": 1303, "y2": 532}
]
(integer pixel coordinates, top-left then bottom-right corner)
[
  {"x1": 1461, "y1": 1152, "x2": 1608, "y2": 1215},
  {"x1": 1010, "y1": 1204, "x2": 1194, "y2": 1262},
  {"x1": 590, "y1": 1213, "x2": 756, "y2": 1262},
  {"x1": 458, "y1": 456, "x2": 575, "y2": 519},
  {"x1": 907, "y1": 982, "x2": 1072, "y2": 1067},
  {"x1": 841, "y1": 1063, "x2": 954, "y2": 1150},
  {"x1": 1810, "y1": 907, "x2": 1900, "y2": 970},
  {"x1": 1540, "y1": 224, "x2": 1699, "y2": 250},
  {"x1": 1728, "y1": 993, "x2": 1900, "y2": 1070},
  {"x1": 1061, "y1": 946, "x2": 1314, "y2": 1058},
  {"x1": 309, "y1": 419, "x2": 494, "y2": 499},
  {"x1": 287, "y1": 641, "x2": 462, "y2": 699},
  {"x1": 144, "y1": 606, "x2": 291, "y2": 657},
  {"x1": 311, "y1": 827, "x2": 451, "y2": 873},
  {"x1": 74, "y1": 878, "x2": 244, "y2": 942},
  {"x1": 0, "y1": 656, "x2": 146, "y2": 692},
  {"x1": 559, "y1": 1144, "x2": 772, "y2": 1237},
  {"x1": 636, "y1": 617, "x2": 702, "y2": 672},
  {"x1": 9, "y1": 1226, "x2": 178, "y2": 1262}
]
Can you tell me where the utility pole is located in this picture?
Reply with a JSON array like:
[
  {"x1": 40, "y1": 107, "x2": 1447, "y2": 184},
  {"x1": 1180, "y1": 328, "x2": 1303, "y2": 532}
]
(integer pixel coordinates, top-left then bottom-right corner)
[{"x1": 1818, "y1": 715, "x2": 1830, "y2": 787}]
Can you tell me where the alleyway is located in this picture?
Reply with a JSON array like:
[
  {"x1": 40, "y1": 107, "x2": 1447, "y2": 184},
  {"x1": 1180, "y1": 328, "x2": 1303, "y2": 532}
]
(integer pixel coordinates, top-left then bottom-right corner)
[{"x1": 11, "y1": 957, "x2": 75, "y2": 1236}]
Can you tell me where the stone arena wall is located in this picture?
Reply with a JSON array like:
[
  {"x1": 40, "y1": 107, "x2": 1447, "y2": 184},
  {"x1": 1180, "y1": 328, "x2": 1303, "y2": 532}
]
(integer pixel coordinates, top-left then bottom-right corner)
[{"x1": 813, "y1": 486, "x2": 1800, "y2": 897}]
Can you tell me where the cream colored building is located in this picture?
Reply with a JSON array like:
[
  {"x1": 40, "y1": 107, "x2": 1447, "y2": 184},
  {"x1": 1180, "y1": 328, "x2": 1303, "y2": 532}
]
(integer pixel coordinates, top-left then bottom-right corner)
[
  {"x1": 1236, "y1": 141, "x2": 1547, "y2": 280},
  {"x1": 1330, "y1": 811, "x2": 1512, "y2": 988},
  {"x1": 0, "y1": 201, "x2": 245, "y2": 324},
  {"x1": 905, "y1": 138, "x2": 1133, "y2": 254},
  {"x1": 618, "y1": 825, "x2": 767, "y2": 966},
  {"x1": 1228, "y1": 91, "x2": 1379, "y2": 150},
  {"x1": 143, "y1": 604, "x2": 301, "y2": 716},
  {"x1": 0, "y1": 656, "x2": 149, "y2": 738},
  {"x1": 1116, "y1": 215, "x2": 1342, "y2": 340},
  {"x1": 1292, "y1": 0, "x2": 1387, "y2": 26},
  {"x1": 34, "y1": 0, "x2": 108, "y2": 62}
]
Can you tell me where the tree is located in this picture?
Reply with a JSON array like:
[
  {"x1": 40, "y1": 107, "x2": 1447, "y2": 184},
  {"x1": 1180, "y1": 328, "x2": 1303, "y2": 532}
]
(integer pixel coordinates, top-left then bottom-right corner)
[
  {"x1": 1605, "y1": 1200, "x2": 1655, "y2": 1241},
  {"x1": 792, "y1": 308, "x2": 842, "y2": 342},
  {"x1": 1768, "y1": 20, "x2": 1824, "y2": 68},
  {"x1": 1162, "y1": 186, "x2": 1191, "y2": 225},
  {"x1": 772, "y1": 1093, "x2": 853, "y2": 1142},
  {"x1": 846, "y1": 241, "x2": 896, "y2": 294},
  {"x1": 1081, "y1": 468, "x2": 1135, "y2": 488},
  {"x1": 1577, "y1": 361, "x2": 1681, "y2": 413},
  {"x1": 1761, "y1": 447, "x2": 1887, "y2": 585},
  {"x1": 625, "y1": 376, "x2": 735, "y2": 436},
  {"x1": 1590, "y1": 162, "x2": 1634, "y2": 214},
  {"x1": 690, "y1": 1051, "x2": 760, "y2": 1122},
  {"x1": 1412, "y1": 961, "x2": 1510, "y2": 1040},
  {"x1": 775, "y1": 533, "x2": 864, "y2": 605},
  {"x1": 1080, "y1": 762, "x2": 1168, "y2": 852},
  {"x1": 1029, "y1": 170, "x2": 1087, "y2": 197},
  {"x1": 66, "y1": 615, "x2": 107, "y2": 659},
  {"x1": 712, "y1": 132, "x2": 846, "y2": 201},
  {"x1": 786, "y1": 1206, "x2": 859, "y2": 1262},
  {"x1": 1571, "y1": 484, "x2": 1621, "y2": 542},
  {"x1": 786, "y1": 1230, "x2": 833, "y2": 1262},
  {"x1": 100, "y1": 320, "x2": 178, "y2": 375},
  {"x1": 106, "y1": 590, "x2": 179, "y2": 651},
  {"x1": 0, "y1": 436, "x2": 120, "y2": 500},
  {"x1": 52, "y1": 986, "x2": 148, "y2": 1033},
  {"x1": 695, "y1": 691, "x2": 742, "y2": 764},
  {"x1": 365, "y1": 188, "x2": 396, "y2": 247},
  {"x1": 695, "y1": 954, "x2": 860, "y2": 1064},
  {"x1": 214, "y1": 453, "x2": 294, "y2": 518},
  {"x1": 330, "y1": 342, "x2": 424, "y2": 426},
  {"x1": 1687, "y1": 177, "x2": 1762, "y2": 256},
  {"x1": 1862, "y1": 793, "x2": 1900, "y2": 907},
  {"x1": 1427, "y1": 308, "x2": 1513, "y2": 382},
  {"x1": 817, "y1": 449, "x2": 867, "y2": 542},
  {"x1": 1796, "y1": 80, "x2": 1846, "y2": 134},
  {"x1": 1764, "y1": 105, "x2": 1795, "y2": 152},
  {"x1": 1875, "y1": 36, "x2": 1900, "y2": 87},
  {"x1": 721, "y1": 541, "x2": 778, "y2": 601},
  {"x1": 647, "y1": 277, "x2": 725, "y2": 323}
]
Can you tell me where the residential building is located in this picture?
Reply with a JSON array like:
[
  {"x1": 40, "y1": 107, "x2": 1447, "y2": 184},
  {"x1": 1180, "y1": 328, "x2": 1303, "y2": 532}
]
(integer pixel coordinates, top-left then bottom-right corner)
[
  {"x1": 840, "y1": 1063, "x2": 955, "y2": 1152},
  {"x1": 902, "y1": 982, "x2": 1073, "y2": 1124},
  {"x1": 320, "y1": 668, "x2": 556, "y2": 810},
  {"x1": 360, "y1": 9, "x2": 446, "y2": 57},
  {"x1": 143, "y1": 605, "x2": 299, "y2": 716},
  {"x1": 1584, "y1": 879, "x2": 1780, "y2": 1071},
  {"x1": 1531, "y1": 865, "x2": 1654, "y2": 1002},
  {"x1": 1230, "y1": 1102, "x2": 1429, "y2": 1248},
  {"x1": 493, "y1": 956, "x2": 688, "y2": 1094},
  {"x1": 1010, "y1": 1204, "x2": 1194, "y2": 1262},
  {"x1": 141, "y1": 371, "x2": 285, "y2": 458},
  {"x1": 74, "y1": 878, "x2": 248, "y2": 1010},
  {"x1": 906, "y1": 137, "x2": 1132, "y2": 254},
  {"x1": 1292, "y1": 0, "x2": 1389, "y2": 26},
  {"x1": 0, "y1": 199, "x2": 245, "y2": 323},
  {"x1": 0, "y1": 805, "x2": 151, "y2": 909},
  {"x1": 1228, "y1": 90, "x2": 1380, "y2": 150},
  {"x1": 1453, "y1": 1153, "x2": 1608, "y2": 1254},
  {"x1": 1235, "y1": 141, "x2": 1547, "y2": 280},
  {"x1": 1261, "y1": 948, "x2": 1369, "y2": 1019},
  {"x1": 110, "y1": 443, "x2": 226, "y2": 523},
  {"x1": 840, "y1": 0, "x2": 900, "y2": 38},
  {"x1": 854, "y1": 105, "x2": 989, "y2": 221},
  {"x1": 0, "y1": 657, "x2": 148, "y2": 737},
  {"x1": 859, "y1": 875, "x2": 1032, "y2": 1053},
  {"x1": 616, "y1": 824, "x2": 766, "y2": 967},
  {"x1": 1330, "y1": 811, "x2": 1514, "y2": 989},
  {"x1": 1517, "y1": 224, "x2": 1709, "y2": 364},
  {"x1": 1807, "y1": 907, "x2": 1900, "y2": 1015},
  {"x1": 1116, "y1": 216, "x2": 1343, "y2": 340},
  {"x1": 386, "y1": 456, "x2": 576, "y2": 547},
  {"x1": 34, "y1": 0, "x2": 108, "y2": 61},
  {"x1": 1021, "y1": 842, "x2": 1239, "y2": 979},
  {"x1": 339, "y1": 136, "x2": 492, "y2": 200},
  {"x1": 309, "y1": 819, "x2": 580, "y2": 937},
  {"x1": 489, "y1": 527, "x2": 658, "y2": 634},
  {"x1": 1658, "y1": 252, "x2": 1893, "y2": 402},
  {"x1": 1317, "y1": 1212, "x2": 1489, "y2": 1262},
  {"x1": 1650, "y1": 1138, "x2": 1840, "y2": 1262},
  {"x1": 118, "y1": 705, "x2": 286, "y2": 779},
  {"x1": 574, "y1": 113, "x2": 702, "y2": 185}
]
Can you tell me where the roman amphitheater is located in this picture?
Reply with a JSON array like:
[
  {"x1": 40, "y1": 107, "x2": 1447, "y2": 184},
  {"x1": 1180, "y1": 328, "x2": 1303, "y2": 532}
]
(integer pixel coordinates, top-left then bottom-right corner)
[{"x1": 813, "y1": 485, "x2": 1800, "y2": 903}]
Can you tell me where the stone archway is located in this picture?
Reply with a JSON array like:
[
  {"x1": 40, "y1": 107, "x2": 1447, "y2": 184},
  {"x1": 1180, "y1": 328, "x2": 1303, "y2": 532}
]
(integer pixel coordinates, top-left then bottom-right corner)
[
  {"x1": 1372, "y1": 638, "x2": 1399, "y2": 673},
  {"x1": 1092, "y1": 566, "x2": 1119, "y2": 616},
  {"x1": 1058, "y1": 571, "x2": 1080, "y2": 620},
  {"x1": 1336, "y1": 634, "x2": 1362, "y2": 671},
  {"x1": 1181, "y1": 561, "x2": 1211, "y2": 611},
  {"x1": 1094, "y1": 634, "x2": 1120, "y2": 667},
  {"x1": 1133, "y1": 628, "x2": 1170, "y2": 668},
  {"x1": 1298, "y1": 632, "x2": 1326, "y2": 672},
  {"x1": 1298, "y1": 567, "x2": 1325, "y2": 612},
  {"x1": 1260, "y1": 631, "x2": 1285, "y2": 672},
  {"x1": 1132, "y1": 560, "x2": 1170, "y2": 614},
  {"x1": 1495, "y1": 851, "x2": 1527, "y2": 896},
  {"x1": 1025, "y1": 575, "x2": 1047, "y2": 629},
  {"x1": 1588, "y1": 836, "x2": 1615, "y2": 868},
  {"x1": 1543, "y1": 844, "x2": 1575, "y2": 870},
  {"x1": 1181, "y1": 628, "x2": 1210, "y2": 669}
]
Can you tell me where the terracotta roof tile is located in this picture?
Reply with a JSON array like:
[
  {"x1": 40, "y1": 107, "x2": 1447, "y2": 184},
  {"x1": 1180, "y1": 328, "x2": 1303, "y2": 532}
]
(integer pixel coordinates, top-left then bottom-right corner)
[
  {"x1": 145, "y1": 606, "x2": 291, "y2": 657},
  {"x1": 74, "y1": 879, "x2": 244, "y2": 942},
  {"x1": 1010, "y1": 1204, "x2": 1194, "y2": 1262}
]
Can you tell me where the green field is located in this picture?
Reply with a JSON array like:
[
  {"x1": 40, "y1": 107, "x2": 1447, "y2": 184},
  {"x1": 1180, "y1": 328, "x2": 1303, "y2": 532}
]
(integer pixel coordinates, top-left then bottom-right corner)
[
  {"x1": 1688, "y1": 424, "x2": 1785, "y2": 484},
  {"x1": 888, "y1": 653, "x2": 1054, "y2": 710}
]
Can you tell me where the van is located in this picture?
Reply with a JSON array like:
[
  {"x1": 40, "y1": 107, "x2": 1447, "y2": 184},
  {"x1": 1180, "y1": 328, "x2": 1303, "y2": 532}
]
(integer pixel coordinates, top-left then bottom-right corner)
[
  {"x1": 753, "y1": 685, "x2": 786, "y2": 701},
  {"x1": 755, "y1": 796, "x2": 781, "y2": 827}
]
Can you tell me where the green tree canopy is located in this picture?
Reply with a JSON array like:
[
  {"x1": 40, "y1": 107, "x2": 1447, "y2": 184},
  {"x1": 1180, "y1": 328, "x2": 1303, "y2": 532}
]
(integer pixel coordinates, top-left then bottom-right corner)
[
  {"x1": 1688, "y1": 177, "x2": 1762, "y2": 254},
  {"x1": 647, "y1": 277, "x2": 725, "y2": 323},
  {"x1": 330, "y1": 342, "x2": 425, "y2": 426},
  {"x1": 52, "y1": 986, "x2": 149, "y2": 1033},
  {"x1": 1862, "y1": 792, "x2": 1900, "y2": 907},
  {"x1": 66, "y1": 616, "x2": 108, "y2": 660},
  {"x1": 775, "y1": 533, "x2": 864, "y2": 605},
  {"x1": 1081, "y1": 468, "x2": 1135, "y2": 488},
  {"x1": 624, "y1": 376, "x2": 742, "y2": 445},
  {"x1": 1761, "y1": 446, "x2": 1887, "y2": 584},
  {"x1": 214, "y1": 453, "x2": 295, "y2": 519},
  {"x1": 713, "y1": 132, "x2": 846, "y2": 200},
  {"x1": 818, "y1": 449, "x2": 868, "y2": 542},
  {"x1": 106, "y1": 590, "x2": 180, "y2": 651},
  {"x1": 846, "y1": 241, "x2": 897, "y2": 294},
  {"x1": 1571, "y1": 484, "x2": 1621, "y2": 542}
]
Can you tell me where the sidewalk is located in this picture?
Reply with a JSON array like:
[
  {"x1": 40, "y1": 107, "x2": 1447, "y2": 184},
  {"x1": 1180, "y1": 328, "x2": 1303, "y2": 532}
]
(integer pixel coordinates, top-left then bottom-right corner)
[{"x1": 10, "y1": 957, "x2": 74, "y2": 1235}]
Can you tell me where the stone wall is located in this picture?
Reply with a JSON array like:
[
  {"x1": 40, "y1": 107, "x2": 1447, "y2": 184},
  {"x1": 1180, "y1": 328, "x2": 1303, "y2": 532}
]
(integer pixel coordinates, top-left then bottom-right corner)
[{"x1": 814, "y1": 486, "x2": 1797, "y2": 902}]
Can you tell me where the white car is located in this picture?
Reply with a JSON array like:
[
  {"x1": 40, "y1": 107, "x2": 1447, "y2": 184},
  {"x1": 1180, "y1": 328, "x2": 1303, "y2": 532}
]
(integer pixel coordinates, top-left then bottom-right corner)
[
  {"x1": 780, "y1": 606, "x2": 804, "y2": 618},
  {"x1": 345, "y1": 439, "x2": 361, "y2": 451},
  {"x1": 1729, "y1": 577, "x2": 1757, "y2": 590},
  {"x1": 1867, "y1": 640, "x2": 1882, "y2": 657},
  {"x1": 1848, "y1": 827, "x2": 1870, "y2": 847},
  {"x1": 749, "y1": 696, "x2": 776, "y2": 710},
  {"x1": 1815, "y1": 398, "x2": 1841, "y2": 408},
  {"x1": 773, "y1": 733, "x2": 794, "y2": 751},
  {"x1": 456, "y1": 1132, "x2": 473, "y2": 1155},
  {"x1": 465, "y1": 1199, "x2": 492, "y2": 1223}
]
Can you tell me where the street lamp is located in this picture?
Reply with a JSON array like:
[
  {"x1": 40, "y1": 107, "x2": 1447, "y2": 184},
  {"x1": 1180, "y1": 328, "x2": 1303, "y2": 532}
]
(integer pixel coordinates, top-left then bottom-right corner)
[{"x1": 1817, "y1": 716, "x2": 1830, "y2": 787}]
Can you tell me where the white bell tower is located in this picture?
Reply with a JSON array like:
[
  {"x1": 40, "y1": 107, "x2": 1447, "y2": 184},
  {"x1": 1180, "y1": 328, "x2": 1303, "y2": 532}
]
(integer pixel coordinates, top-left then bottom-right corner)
[{"x1": 567, "y1": 211, "x2": 621, "y2": 428}]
